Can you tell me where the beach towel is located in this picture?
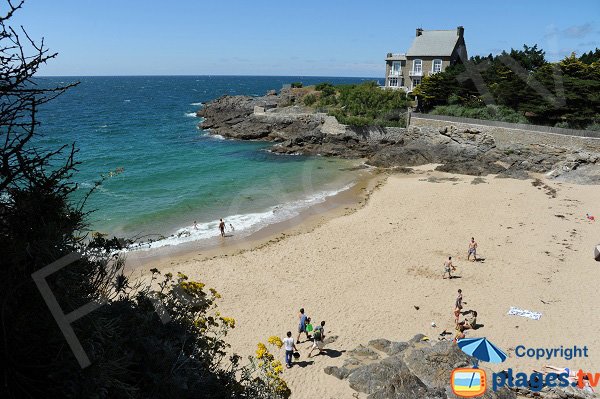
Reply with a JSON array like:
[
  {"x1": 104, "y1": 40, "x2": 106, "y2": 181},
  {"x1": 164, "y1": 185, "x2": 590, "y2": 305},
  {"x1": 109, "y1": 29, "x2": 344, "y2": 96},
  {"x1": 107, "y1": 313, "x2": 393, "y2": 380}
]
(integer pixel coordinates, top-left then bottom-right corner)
[{"x1": 507, "y1": 307, "x2": 542, "y2": 320}]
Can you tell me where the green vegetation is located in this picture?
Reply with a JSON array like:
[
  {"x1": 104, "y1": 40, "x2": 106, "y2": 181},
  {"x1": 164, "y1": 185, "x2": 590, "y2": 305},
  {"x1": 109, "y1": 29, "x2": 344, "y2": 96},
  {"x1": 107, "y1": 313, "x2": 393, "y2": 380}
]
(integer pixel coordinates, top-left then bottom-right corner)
[
  {"x1": 430, "y1": 104, "x2": 528, "y2": 123},
  {"x1": 1, "y1": 3, "x2": 288, "y2": 398},
  {"x1": 307, "y1": 81, "x2": 408, "y2": 127},
  {"x1": 290, "y1": 82, "x2": 303, "y2": 88},
  {"x1": 413, "y1": 45, "x2": 600, "y2": 129}
]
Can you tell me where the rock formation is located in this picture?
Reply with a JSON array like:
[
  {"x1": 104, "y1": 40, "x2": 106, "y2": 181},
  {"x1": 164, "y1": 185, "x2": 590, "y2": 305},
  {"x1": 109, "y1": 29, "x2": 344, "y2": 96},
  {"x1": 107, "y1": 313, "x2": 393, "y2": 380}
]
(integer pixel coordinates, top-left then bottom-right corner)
[
  {"x1": 197, "y1": 90, "x2": 600, "y2": 184},
  {"x1": 325, "y1": 335, "x2": 597, "y2": 399}
]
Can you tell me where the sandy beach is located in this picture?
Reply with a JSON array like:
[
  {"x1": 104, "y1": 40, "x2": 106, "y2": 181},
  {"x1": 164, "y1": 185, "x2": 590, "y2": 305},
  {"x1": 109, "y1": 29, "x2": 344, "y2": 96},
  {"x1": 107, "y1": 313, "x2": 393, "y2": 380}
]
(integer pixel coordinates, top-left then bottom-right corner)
[{"x1": 128, "y1": 166, "x2": 600, "y2": 398}]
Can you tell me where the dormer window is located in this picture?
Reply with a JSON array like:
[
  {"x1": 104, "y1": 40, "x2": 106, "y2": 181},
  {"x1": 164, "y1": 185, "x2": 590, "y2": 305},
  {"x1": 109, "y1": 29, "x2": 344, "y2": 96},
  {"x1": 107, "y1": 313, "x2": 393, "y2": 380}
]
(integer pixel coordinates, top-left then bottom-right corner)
[{"x1": 432, "y1": 59, "x2": 442, "y2": 73}]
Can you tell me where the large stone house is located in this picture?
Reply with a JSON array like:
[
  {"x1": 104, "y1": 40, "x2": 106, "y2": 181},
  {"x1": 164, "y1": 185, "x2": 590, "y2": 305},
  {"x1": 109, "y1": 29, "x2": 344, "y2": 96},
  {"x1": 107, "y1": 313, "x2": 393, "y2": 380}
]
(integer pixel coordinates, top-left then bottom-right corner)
[{"x1": 384, "y1": 26, "x2": 467, "y2": 92}]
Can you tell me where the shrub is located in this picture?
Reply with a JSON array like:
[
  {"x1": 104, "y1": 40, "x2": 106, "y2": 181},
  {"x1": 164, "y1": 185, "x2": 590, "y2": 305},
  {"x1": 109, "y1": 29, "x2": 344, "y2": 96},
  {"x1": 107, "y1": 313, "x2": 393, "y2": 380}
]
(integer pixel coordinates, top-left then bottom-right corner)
[
  {"x1": 290, "y1": 82, "x2": 303, "y2": 88},
  {"x1": 303, "y1": 93, "x2": 317, "y2": 106},
  {"x1": 430, "y1": 104, "x2": 528, "y2": 123}
]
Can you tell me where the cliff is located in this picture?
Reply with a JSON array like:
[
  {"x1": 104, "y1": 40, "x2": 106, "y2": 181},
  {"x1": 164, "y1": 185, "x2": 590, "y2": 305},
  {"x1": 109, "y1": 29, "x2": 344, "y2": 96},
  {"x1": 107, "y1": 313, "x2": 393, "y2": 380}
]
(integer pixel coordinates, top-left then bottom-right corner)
[{"x1": 198, "y1": 90, "x2": 600, "y2": 184}]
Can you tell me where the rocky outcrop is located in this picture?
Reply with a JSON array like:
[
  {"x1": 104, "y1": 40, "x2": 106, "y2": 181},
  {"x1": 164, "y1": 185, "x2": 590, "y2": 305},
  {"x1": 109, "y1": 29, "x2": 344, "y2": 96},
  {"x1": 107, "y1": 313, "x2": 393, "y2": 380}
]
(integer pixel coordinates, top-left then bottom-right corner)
[
  {"x1": 324, "y1": 334, "x2": 515, "y2": 399},
  {"x1": 326, "y1": 335, "x2": 597, "y2": 399},
  {"x1": 197, "y1": 91, "x2": 600, "y2": 183}
]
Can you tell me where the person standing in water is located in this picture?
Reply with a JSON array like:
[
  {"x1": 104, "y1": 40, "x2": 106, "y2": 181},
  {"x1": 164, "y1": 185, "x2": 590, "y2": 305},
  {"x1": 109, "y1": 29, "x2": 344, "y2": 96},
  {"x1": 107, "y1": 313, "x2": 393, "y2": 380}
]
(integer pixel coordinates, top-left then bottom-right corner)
[
  {"x1": 193, "y1": 221, "x2": 198, "y2": 230},
  {"x1": 219, "y1": 219, "x2": 225, "y2": 237}
]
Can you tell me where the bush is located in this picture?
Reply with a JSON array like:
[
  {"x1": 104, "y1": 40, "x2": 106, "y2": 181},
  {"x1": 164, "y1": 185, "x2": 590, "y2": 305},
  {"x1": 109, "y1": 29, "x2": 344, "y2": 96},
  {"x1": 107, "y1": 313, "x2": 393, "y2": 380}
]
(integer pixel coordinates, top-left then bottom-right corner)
[
  {"x1": 430, "y1": 104, "x2": 528, "y2": 123},
  {"x1": 323, "y1": 82, "x2": 408, "y2": 127},
  {"x1": 303, "y1": 93, "x2": 317, "y2": 106},
  {"x1": 585, "y1": 122, "x2": 600, "y2": 131},
  {"x1": 290, "y1": 82, "x2": 303, "y2": 88}
]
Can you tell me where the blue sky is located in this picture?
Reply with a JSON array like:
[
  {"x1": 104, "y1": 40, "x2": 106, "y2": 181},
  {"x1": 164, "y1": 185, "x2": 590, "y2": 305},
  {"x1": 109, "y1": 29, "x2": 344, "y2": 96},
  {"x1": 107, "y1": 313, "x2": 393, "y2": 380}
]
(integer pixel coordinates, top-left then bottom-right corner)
[{"x1": 9, "y1": 0, "x2": 600, "y2": 77}]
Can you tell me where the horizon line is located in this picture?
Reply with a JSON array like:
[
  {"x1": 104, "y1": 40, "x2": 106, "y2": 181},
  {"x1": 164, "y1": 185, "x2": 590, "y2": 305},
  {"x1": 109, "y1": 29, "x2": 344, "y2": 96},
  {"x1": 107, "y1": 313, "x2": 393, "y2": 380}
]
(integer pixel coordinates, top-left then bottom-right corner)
[{"x1": 36, "y1": 74, "x2": 383, "y2": 79}]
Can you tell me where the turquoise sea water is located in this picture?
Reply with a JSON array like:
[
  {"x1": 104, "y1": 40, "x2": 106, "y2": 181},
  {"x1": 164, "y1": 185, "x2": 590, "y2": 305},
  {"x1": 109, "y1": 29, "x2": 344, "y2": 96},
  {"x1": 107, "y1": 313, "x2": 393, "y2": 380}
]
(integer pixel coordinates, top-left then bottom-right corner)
[{"x1": 35, "y1": 76, "x2": 374, "y2": 248}]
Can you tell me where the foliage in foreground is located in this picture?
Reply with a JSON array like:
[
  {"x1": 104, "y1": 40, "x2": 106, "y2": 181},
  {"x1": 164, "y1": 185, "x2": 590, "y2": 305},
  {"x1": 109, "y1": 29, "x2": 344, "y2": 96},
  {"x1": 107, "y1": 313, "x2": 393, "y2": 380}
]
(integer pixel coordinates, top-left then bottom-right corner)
[
  {"x1": 0, "y1": 2, "x2": 288, "y2": 398},
  {"x1": 413, "y1": 44, "x2": 600, "y2": 129},
  {"x1": 305, "y1": 81, "x2": 408, "y2": 127}
]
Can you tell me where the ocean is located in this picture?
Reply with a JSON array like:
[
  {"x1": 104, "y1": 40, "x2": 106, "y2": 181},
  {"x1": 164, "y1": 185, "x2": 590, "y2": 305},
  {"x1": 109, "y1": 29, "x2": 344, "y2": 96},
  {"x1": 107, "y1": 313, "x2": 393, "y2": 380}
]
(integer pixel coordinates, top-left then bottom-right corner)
[{"x1": 35, "y1": 76, "x2": 375, "y2": 249}]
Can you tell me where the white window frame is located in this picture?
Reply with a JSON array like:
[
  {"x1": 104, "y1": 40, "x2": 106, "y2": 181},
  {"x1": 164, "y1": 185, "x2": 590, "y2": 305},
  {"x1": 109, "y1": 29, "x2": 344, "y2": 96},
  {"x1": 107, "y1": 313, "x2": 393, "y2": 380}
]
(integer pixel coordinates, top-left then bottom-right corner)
[
  {"x1": 432, "y1": 59, "x2": 442, "y2": 73},
  {"x1": 413, "y1": 59, "x2": 422, "y2": 74},
  {"x1": 388, "y1": 77, "x2": 398, "y2": 87},
  {"x1": 391, "y1": 61, "x2": 401, "y2": 76},
  {"x1": 412, "y1": 77, "x2": 421, "y2": 90}
]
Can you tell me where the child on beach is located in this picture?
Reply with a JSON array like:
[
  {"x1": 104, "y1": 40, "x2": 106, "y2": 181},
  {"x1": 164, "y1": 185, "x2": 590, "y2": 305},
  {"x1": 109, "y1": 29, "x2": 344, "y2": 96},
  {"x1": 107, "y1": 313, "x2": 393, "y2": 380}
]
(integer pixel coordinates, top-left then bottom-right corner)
[
  {"x1": 454, "y1": 289, "x2": 463, "y2": 322},
  {"x1": 305, "y1": 317, "x2": 313, "y2": 339}
]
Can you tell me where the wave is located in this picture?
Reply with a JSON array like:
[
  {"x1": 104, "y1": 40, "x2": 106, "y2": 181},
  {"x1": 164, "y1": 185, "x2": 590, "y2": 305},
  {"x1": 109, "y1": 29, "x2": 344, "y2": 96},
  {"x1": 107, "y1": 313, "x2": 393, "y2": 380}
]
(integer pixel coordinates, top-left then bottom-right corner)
[
  {"x1": 185, "y1": 112, "x2": 197, "y2": 117},
  {"x1": 190, "y1": 102, "x2": 203, "y2": 106},
  {"x1": 203, "y1": 132, "x2": 225, "y2": 140},
  {"x1": 124, "y1": 183, "x2": 354, "y2": 252}
]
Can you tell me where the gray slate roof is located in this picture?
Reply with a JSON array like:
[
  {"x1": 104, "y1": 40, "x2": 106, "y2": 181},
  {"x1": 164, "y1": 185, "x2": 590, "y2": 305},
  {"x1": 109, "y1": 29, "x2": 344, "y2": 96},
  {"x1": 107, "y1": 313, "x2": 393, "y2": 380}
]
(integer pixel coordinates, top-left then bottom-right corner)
[{"x1": 406, "y1": 30, "x2": 459, "y2": 57}]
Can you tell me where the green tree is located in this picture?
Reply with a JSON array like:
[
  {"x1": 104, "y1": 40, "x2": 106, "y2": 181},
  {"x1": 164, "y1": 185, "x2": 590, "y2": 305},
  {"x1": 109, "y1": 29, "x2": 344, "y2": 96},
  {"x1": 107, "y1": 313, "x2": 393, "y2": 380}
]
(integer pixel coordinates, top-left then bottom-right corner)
[{"x1": 1, "y1": 2, "x2": 289, "y2": 398}]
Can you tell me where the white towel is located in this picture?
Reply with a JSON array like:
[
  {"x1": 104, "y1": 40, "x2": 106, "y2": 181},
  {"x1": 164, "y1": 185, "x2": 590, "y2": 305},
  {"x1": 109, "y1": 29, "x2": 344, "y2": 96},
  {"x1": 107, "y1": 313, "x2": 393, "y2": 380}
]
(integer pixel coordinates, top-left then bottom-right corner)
[{"x1": 507, "y1": 306, "x2": 542, "y2": 320}]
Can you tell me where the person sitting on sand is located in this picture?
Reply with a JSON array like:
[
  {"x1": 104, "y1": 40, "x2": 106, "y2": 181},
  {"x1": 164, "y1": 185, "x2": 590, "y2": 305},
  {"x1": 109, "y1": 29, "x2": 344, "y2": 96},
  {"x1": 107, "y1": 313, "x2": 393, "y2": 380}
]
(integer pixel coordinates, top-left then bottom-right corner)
[
  {"x1": 296, "y1": 308, "x2": 309, "y2": 344},
  {"x1": 219, "y1": 219, "x2": 225, "y2": 237},
  {"x1": 468, "y1": 237, "x2": 478, "y2": 261},
  {"x1": 454, "y1": 321, "x2": 466, "y2": 342},
  {"x1": 586, "y1": 213, "x2": 595, "y2": 222},
  {"x1": 283, "y1": 331, "x2": 298, "y2": 369},
  {"x1": 536, "y1": 366, "x2": 595, "y2": 392},
  {"x1": 462, "y1": 311, "x2": 477, "y2": 330},
  {"x1": 308, "y1": 321, "x2": 326, "y2": 357},
  {"x1": 443, "y1": 256, "x2": 455, "y2": 279}
]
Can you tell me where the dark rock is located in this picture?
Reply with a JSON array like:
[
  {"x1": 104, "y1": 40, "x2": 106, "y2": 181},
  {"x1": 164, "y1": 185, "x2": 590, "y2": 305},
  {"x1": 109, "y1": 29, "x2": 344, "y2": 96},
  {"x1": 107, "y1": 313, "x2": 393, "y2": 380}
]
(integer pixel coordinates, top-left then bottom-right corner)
[
  {"x1": 324, "y1": 366, "x2": 350, "y2": 380},
  {"x1": 435, "y1": 160, "x2": 506, "y2": 176},
  {"x1": 328, "y1": 337, "x2": 517, "y2": 399},
  {"x1": 348, "y1": 359, "x2": 405, "y2": 394}
]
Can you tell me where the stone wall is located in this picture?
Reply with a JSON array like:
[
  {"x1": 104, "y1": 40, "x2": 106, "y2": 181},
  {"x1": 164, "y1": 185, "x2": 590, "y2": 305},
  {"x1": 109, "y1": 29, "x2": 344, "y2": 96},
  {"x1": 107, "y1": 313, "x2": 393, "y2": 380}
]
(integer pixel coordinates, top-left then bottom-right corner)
[{"x1": 410, "y1": 116, "x2": 600, "y2": 152}]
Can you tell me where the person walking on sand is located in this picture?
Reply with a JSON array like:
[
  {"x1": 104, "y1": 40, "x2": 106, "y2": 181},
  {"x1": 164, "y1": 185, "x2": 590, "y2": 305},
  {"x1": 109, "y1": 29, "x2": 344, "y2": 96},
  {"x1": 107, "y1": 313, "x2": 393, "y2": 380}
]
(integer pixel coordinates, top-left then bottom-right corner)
[
  {"x1": 219, "y1": 219, "x2": 225, "y2": 237},
  {"x1": 308, "y1": 321, "x2": 326, "y2": 358},
  {"x1": 443, "y1": 256, "x2": 455, "y2": 279},
  {"x1": 283, "y1": 331, "x2": 298, "y2": 368},
  {"x1": 296, "y1": 308, "x2": 309, "y2": 344},
  {"x1": 468, "y1": 237, "x2": 478, "y2": 262}
]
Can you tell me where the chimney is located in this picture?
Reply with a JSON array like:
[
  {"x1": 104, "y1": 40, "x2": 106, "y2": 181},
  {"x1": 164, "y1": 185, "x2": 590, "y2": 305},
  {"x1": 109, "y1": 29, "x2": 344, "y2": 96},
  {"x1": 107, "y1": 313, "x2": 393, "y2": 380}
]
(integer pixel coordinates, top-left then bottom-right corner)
[
  {"x1": 457, "y1": 26, "x2": 464, "y2": 37},
  {"x1": 416, "y1": 28, "x2": 423, "y2": 37}
]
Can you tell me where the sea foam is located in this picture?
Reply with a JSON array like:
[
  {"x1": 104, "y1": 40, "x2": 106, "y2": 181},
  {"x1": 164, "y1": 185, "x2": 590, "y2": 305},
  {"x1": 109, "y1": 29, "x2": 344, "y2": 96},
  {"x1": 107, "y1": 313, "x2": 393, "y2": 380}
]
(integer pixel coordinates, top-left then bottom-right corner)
[{"x1": 125, "y1": 183, "x2": 353, "y2": 251}]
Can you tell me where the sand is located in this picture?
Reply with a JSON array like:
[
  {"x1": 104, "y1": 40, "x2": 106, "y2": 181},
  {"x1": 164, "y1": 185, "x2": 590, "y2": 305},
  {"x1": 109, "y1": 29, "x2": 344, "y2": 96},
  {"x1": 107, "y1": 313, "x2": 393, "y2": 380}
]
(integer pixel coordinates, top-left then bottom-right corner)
[{"x1": 129, "y1": 166, "x2": 600, "y2": 398}]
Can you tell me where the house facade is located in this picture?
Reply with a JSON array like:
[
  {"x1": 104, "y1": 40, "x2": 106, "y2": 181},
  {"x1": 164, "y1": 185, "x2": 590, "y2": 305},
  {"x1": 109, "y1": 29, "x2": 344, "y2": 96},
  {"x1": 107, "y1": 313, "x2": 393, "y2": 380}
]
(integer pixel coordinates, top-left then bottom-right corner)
[{"x1": 384, "y1": 26, "x2": 467, "y2": 91}]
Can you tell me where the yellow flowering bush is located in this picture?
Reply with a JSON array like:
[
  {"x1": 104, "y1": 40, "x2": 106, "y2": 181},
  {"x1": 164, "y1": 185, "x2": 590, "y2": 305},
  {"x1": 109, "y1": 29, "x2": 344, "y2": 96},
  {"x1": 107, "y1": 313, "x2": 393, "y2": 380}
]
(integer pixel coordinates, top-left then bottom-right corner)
[
  {"x1": 268, "y1": 335, "x2": 283, "y2": 349},
  {"x1": 250, "y1": 340, "x2": 291, "y2": 398}
]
